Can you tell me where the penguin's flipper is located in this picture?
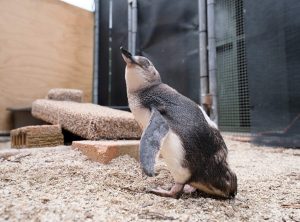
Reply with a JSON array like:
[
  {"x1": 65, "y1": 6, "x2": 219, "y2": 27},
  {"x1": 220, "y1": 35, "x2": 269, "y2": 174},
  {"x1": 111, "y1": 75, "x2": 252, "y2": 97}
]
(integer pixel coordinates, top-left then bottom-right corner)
[{"x1": 140, "y1": 107, "x2": 169, "y2": 176}]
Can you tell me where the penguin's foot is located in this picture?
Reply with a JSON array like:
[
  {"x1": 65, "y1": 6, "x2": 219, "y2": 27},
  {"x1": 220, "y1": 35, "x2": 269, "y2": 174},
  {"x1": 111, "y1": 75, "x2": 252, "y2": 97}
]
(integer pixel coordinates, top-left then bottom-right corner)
[
  {"x1": 148, "y1": 183, "x2": 184, "y2": 199},
  {"x1": 183, "y1": 184, "x2": 197, "y2": 194}
]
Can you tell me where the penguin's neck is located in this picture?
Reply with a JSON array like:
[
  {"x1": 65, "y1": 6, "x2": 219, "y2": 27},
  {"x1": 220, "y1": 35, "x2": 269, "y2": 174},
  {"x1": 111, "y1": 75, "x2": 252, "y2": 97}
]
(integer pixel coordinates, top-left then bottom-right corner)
[
  {"x1": 125, "y1": 66, "x2": 161, "y2": 129},
  {"x1": 127, "y1": 92, "x2": 151, "y2": 130},
  {"x1": 125, "y1": 67, "x2": 161, "y2": 93},
  {"x1": 125, "y1": 70, "x2": 151, "y2": 129},
  {"x1": 125, "y1": 68, "x2": 147, "y2": 93}
]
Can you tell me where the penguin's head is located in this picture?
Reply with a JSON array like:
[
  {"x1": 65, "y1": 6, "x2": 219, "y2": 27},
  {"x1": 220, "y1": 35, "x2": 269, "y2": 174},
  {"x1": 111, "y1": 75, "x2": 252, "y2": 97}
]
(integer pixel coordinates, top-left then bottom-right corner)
[{"x1": 120, "y1": 47, "x2": 161, "y2": 92}]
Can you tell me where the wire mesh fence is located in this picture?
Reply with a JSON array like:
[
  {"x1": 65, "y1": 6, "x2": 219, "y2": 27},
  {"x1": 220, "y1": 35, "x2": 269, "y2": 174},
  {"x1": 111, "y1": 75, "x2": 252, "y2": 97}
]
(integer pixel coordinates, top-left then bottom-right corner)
[{"x1": 215, "y1": 0, "x2": 250, "y2": 132}]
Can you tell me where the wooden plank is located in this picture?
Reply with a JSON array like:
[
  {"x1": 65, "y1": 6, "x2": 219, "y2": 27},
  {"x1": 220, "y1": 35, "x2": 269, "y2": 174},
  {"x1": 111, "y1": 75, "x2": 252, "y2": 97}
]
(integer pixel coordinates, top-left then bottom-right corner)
[{"x1": 0, "y1": 0, "x2": 94, "y2": 131}]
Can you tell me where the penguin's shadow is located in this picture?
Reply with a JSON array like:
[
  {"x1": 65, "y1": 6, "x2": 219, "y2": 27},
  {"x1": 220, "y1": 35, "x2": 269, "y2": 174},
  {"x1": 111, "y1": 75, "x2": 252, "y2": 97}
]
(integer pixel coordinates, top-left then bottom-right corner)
[{"x1": 181, "y1": 190, "x2": 236, "y2": 201}]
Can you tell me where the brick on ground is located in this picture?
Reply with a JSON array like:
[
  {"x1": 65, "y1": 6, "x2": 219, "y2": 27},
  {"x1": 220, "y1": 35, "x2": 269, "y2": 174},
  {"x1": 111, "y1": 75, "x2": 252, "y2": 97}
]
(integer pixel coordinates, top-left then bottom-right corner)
[
  {"x1": 10, "y1": 125, "x2": 64, "y2": 148},
  {"x1": 72, "y1": 140, "x2": 140, "y2": 164}
]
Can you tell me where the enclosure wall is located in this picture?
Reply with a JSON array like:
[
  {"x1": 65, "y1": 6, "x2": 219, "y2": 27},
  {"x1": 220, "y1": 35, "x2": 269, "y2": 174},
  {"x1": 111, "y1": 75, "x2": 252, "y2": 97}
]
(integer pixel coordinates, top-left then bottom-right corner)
[{"x1": 0, "y1": 0, "x2": 94, "y2": 132}]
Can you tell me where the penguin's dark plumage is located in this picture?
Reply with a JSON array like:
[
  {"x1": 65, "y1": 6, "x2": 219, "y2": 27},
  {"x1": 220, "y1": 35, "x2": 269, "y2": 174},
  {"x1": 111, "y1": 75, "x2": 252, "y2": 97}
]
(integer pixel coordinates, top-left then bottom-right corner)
[{"x1": 121, "y1": 47, "x2": 237, "y2": 199}]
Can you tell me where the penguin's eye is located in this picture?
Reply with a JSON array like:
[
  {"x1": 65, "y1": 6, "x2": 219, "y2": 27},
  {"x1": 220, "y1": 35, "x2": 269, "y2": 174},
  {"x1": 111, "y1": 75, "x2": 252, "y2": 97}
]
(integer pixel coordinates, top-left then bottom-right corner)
[{"x1": 140, "y1": 59, "x2": 151, "y2": 68}]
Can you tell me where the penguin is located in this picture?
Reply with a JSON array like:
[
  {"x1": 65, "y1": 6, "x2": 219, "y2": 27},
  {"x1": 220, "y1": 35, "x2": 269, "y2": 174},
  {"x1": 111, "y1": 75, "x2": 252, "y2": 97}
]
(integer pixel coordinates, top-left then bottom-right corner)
[{"x1": 120, "y1": 47, "x2": 237, "y2": 199}]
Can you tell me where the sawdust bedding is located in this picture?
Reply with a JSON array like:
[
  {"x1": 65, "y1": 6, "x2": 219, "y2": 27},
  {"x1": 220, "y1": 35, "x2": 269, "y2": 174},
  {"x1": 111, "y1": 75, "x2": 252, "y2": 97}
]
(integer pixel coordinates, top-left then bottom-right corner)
[{"x1": 0, "y1": 138, "x2": 299, "y2": 222}]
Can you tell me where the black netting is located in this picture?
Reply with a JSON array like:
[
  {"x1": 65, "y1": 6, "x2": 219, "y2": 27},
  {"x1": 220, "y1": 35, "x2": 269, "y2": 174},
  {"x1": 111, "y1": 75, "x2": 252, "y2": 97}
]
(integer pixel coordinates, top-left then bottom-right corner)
[
  {"x1": 244, "y1": 0, "x2": 300, "y2": 147},
  {"x1": 136, "y1": 0, "x2": 200, "y2": 103},
  {"x1": 96, "y1": 0, "x2": 300, "y2": 147},
  {"x1": 215, "y1": 0, "x2": 250, "y2": 132}
]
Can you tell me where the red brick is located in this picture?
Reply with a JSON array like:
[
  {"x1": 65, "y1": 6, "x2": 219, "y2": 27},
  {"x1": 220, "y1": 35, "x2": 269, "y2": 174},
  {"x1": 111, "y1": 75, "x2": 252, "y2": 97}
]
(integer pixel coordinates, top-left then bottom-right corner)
[{"x1": 72, "y1": 140, "x2": 140, "y2": 164}]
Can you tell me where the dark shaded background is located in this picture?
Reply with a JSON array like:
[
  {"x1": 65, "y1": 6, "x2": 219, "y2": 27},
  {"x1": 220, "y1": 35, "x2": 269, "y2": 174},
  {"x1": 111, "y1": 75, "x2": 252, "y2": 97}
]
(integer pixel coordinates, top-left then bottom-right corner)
[
  {"x1": 98, "y1": 0, "x2": 200, "y2": 106},
  {"x1": 245, "y1": 0, "x2": 300, "y2": 147}
]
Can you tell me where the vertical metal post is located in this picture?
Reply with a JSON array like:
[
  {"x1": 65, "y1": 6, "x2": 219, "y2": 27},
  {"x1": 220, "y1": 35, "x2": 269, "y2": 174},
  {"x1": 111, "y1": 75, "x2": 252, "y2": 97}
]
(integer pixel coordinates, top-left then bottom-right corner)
[
  {"x1": 128, "y1": 0, "x2": 137, "y2": 55},
  {"x1": 207, "y1": 0, "x2": 218, "y2": 125},
  {"x1": 198, "y1": 0, "x2": 208, "y2": 110},
  {"x1": 92, "y1": 0, "x2": 100, "y2": 104},
  {"x1": 132, "y1": 0, "x2": 137, "y2": 55},
  {"x1": 128, "y1": 0, "x2": 132, "y2": 52},
  {"x1": 108, "y1": 0, "x2": 113, "y2": 105}
]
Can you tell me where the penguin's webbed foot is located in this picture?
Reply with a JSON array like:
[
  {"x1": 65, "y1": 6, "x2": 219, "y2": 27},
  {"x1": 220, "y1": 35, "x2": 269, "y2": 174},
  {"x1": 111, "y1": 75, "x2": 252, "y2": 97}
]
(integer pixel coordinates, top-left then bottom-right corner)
[
  {"x1": 148, "y1": 183, "x2": 184, "y2": 199},
  {"x1": 183, "y1": 184, "x2": 197, "y2": 194}
]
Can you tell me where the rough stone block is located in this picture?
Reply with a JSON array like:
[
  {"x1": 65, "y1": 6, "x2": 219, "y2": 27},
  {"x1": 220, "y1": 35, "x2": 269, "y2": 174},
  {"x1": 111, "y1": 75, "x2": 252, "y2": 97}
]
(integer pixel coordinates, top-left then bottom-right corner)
[
  {"x1": 31, "y1": 99, "x2": 142, "y2": 140},
  {"x1": 47, "y1": 88, "x2": 83, "y2": 102}
]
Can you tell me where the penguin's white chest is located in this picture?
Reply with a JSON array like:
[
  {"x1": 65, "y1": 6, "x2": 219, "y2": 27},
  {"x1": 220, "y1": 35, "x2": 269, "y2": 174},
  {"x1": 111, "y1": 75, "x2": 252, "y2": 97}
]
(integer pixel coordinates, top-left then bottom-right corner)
[
  {"x1": 160, "y1": 130, "x2": 191, "y2": 184},
  {"x1": 130, "y1": 106, "x2": 151, "y2": 129},
  {"x1": 127, "y1": 94, "x2": 151, "y2": 129}
]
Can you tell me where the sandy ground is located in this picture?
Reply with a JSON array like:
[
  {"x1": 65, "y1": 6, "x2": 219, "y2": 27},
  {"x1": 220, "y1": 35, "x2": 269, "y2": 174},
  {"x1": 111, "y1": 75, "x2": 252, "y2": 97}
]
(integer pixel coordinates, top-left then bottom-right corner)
[{"x1": 0, "y1": 138, "x2": 299, "y2": 222}]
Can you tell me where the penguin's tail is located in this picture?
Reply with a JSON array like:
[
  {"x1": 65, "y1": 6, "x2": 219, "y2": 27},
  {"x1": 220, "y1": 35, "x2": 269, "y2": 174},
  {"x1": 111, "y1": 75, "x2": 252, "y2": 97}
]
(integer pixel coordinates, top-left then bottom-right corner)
[{"x1": 228, "y1": 170, "x2": 238, "y2": 198}]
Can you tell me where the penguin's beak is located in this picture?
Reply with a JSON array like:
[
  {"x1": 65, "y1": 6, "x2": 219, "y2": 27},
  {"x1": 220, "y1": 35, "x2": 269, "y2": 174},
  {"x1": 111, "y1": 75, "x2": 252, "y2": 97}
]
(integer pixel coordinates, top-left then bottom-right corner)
[
  {"x1": 120, "y1": 47, "x2": 132, "y2": 59},
  {"x1": 120, "y1": 46, "x2": 140, "y2": 66}
]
